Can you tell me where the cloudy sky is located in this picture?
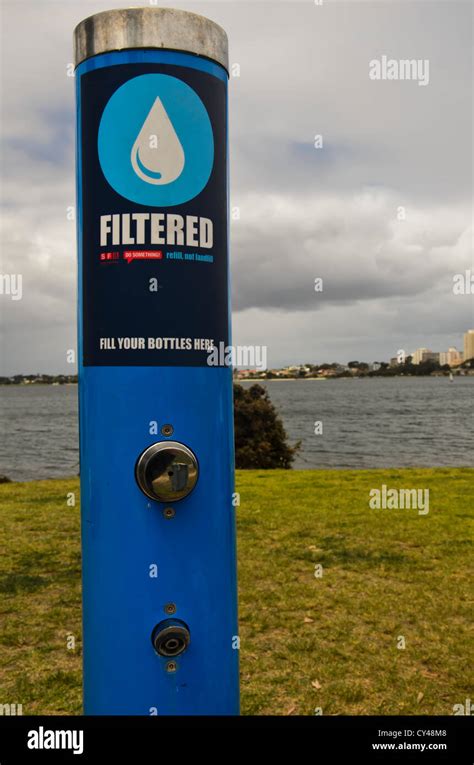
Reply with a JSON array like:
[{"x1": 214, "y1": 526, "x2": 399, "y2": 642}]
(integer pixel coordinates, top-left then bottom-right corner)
[{"x1": 0, "y1": 0, "x2": 472, "y2": 374}]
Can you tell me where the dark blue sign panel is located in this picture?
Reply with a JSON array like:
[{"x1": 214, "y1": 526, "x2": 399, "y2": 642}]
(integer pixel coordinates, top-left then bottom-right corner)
[{"x1": 80, "y1": 63, "x2": 228, "y2": 366}]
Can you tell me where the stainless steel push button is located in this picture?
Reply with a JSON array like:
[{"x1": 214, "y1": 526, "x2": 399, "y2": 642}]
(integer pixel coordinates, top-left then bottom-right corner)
[{"x1": 135, "y1": 441, "x2": 198, "y2": 502}]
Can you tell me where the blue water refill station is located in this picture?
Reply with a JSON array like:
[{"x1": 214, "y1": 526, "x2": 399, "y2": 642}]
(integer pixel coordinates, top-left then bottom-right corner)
[{"x1": 74, "y1": 8, "x2": 239, "y2": 715}]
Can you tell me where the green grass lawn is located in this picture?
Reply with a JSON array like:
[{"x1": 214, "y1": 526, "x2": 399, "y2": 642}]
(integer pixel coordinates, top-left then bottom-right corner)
[{"x1": 1, "y1": 468, "x2": 473, "y2": 715}]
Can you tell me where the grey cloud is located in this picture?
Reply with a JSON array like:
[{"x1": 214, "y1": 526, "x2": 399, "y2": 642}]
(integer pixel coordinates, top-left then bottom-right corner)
[{"x1": 231, "y1": 191, "x2": 472, "y2": 312}]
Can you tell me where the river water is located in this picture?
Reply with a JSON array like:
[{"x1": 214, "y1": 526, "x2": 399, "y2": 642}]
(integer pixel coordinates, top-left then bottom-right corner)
[{"x1": 0, "y1": 377, "x2": 472, "y2": 480}]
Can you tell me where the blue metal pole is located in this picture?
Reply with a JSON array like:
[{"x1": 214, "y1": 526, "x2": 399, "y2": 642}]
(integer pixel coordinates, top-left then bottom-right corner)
[{"x1": 74, "y1": 8, "x2": 239, "y2": 715}]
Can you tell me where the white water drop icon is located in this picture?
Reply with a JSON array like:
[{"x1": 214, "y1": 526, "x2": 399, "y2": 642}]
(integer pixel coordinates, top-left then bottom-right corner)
[{"x1": 131, "y1": 97, "x2": 185, "y2": 185}]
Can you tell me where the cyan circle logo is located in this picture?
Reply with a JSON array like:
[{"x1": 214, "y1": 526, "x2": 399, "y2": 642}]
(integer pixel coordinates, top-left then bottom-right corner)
[{"x1": 98, "y1": 74, "x2": 214, "y2": 206}]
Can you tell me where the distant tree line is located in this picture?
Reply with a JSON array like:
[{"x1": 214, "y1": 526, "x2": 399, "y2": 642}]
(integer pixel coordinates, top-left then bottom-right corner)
[
  {"x1": 367, "y1": 358, "x2": 474, "y2": 377},
  {"x1": 0, "y1": 375, "x2": 78, "y2": 384}
]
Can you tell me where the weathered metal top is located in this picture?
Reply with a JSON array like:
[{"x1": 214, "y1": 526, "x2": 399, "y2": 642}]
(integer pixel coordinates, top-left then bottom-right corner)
[{"x1": 74, "y1": 7, "x2": 228, "y2": 71}]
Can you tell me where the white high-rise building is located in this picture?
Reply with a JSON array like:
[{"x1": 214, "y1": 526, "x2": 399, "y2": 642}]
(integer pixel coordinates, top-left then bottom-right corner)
[
  {"x1": 463, "y1": 330, "x2": 474, "y2": 361},
  {"x1": 411, "y1": 348, "x2": 439, "y2": 365},
  {"x1": 439, "y1": 347, "x2": 463, "y2": 367},
  {"x1": 411, "y1": 348, "x2": 428, "y2": 364}
]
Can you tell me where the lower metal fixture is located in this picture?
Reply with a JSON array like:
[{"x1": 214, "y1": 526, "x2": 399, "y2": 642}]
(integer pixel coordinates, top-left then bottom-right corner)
[{"x1": 151, "y1": 619, "x2": 191, "y2": 657}]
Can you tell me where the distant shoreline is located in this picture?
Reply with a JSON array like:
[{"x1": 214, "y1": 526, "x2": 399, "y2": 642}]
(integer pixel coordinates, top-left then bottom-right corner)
[
  {"x1": 238, "y1": 374, "x2": 474, "y2": 381},
  {"x1": 2, "y1": 373, "x2": 474, "y2": 386}
]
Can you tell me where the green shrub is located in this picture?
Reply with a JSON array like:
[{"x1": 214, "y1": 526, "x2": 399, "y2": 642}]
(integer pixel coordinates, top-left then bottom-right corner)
[{"x1": 233, "y1": 383, "x2": 299, "y2": 469}]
